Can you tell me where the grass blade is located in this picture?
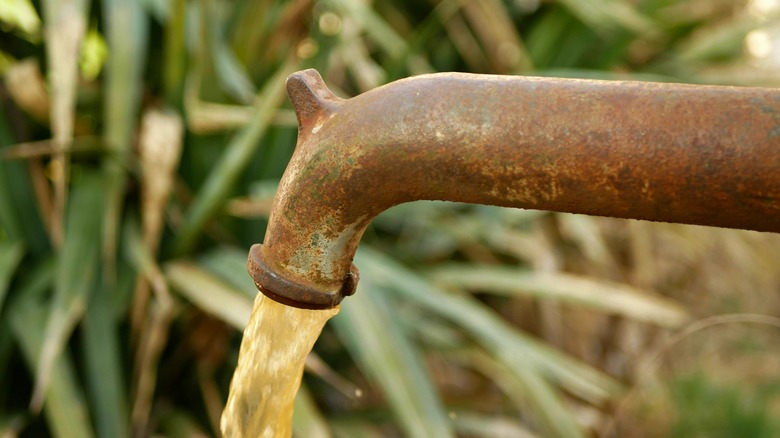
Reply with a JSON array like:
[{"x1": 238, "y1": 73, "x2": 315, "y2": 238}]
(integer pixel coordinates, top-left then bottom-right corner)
[
  {"x1": 198, "y1": 247, "x2": 257, "y2": 294},
  {"x1": 356, "y1": 246, "x2": 622, "y2": 404},
  {"x1": 163, "y1": 0, "x2": 187, "y2": 106},
  {"x1": 101, "y1": 0, "x2": 148, "y2": 161},
  {"x1": 0, "y1": 156, "x2": 23, "y2": 245},
  {"x1": 81, "y1": 281, "x2": 129, "y2": 438},
  {"x1": 32, "y1": 171, "x2": 105, "y2": 411},
  {"x1": 330, "y1": 0, "x2": 406, "y2": 60},
  {"x1": 448, "y1": 411, "x2": 537, "y2": 438},
  {"x1": 0, "y1": 93, "x2": 48, "y2": 255},
  {"x1": 673, "y1": 14, "x2": 759, "y2": 64},
  {"x1": 558, "y1": 0, "x2": 654, "y2": 35},
  {"x1": 9, "y1": 277, "x2": 95, "y2": 438},
  {"x1": 428, "y1": 264, "x2": 689, "y2": 328},
  {"x1": 0, "y1": 257, "x2": 55, "y2": 403},
  {"x1": 330, "y1": 419, "x2": 386, "y2": 437},
  {"x1": 158, "y1": 410, "x2": 211, "y2": 437},
  {"x1": 410, "y1": 314, "x2": 584, "y2": 436},
  {"x1": 447, "y1": 348, "x2": 583, "y2": 438},
  {"x1": 0, "y1": 240, "x2": 24, "y2": 312},
  {"x1": 333, "y1": 281, "x2": 455, "y2": 437},
  {"x1": 165, "y1": 260, "x2": 252, "y2": 330},
  {"x1": 461, "y1": 0, "x2": 532, "y2": 73},
  {"x1": 101, "y1": 0, "x2": 149, "y2": 278},
  {"x1": 205, "y1": 0, "x2": 256, "y2": 104},
  {"x1": 196, "y1": 246, "x2": 257, "y2": 295},
  {"x1": 292, "y1": 382, "x2": 331, "y2": 438},
  {"x1": 174, "y1": 57, "x2": 297, "y2": 254}
]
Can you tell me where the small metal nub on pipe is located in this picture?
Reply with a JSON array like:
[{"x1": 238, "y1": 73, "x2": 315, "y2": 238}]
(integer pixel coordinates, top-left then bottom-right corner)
[{"x1": 249, "y1": 69, "x2": 780, "y2": 309}]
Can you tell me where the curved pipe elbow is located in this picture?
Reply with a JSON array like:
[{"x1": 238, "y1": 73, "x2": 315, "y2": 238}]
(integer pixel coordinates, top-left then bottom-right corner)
[{"x1": 250, "y1": 69, "x2": 780, "y2": 309}]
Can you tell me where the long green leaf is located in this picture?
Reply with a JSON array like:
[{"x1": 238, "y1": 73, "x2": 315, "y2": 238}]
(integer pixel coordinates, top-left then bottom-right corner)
[
  {"x1": 8, "y1": 266, "x2": 94, "y2": 438},
  {"x1": 174, "y1": 57, "x2": 297, "y2": 254},
  {"x1": 558, "y1": 0, "x2": 654, "y2": 34},
  {"x1": 0, "y1": 240, "x2": 24, "y2": 312},
  {"x1": 0, "y1": 257, "x2": 55, "y2": 407},
  {"x1": 674, "y1": 14, "x2": 759, "y2": 64},
  {"x1": 165, "y1": 261, "x2": 252, "y2": 330},
  {"x1": 0, "y1": 103, "x2": 24, "y2": 243},
  {"x1": 292, "y1": 382, "x2": 331, "y2": 438},
  {"x1": 355, "y1": 246, "x2": 622, "y2": 404},
  {"x1": 428, "y1": 264, "x2": 689, "y2": 327},
  {"x1": 81, "y1": 280, "x2": 129, "y2": 438},
  {"x1": 157, "y1": 410, "x2": 211, "y2": 437},
  {"x1": 197, "y1": 246, "x2": 257, "y2": 295},
  {"x1": 447, "y1": 411, "x2": 537, "y2": 438},
  {"x1": 329, "y1": 0, "x2": 407, "y2": 59},
  {"x1": 101, "y1": 0, "x2": 148, "y2": 162},
  {"x1": 447, "y1": 348, "x2": 582, "y2": 438},
  {"x1": 409, "y1": 313, "x2": 583, "y2": 437},
  {"x1": 33, "y1": 171, "x2": 105, "y2": 411},
  {"x1": 333, "y1": 280, "x2": 455, "y2": 437},
  {"x1": 163, "y1": 0, "x2": 187, "y2": 107},
  {"x1": 205, "y1": 0, "x2": 256, "y2": 104},
  {"x1": 330, "y1": 419, "x2": 386, "y2": 437},
  {"x1": 101, "y1": 0, "x2": 149, "y2": 277},
  {"x1": 0, "y1": 94, "x2": 47, "y2": 255}
]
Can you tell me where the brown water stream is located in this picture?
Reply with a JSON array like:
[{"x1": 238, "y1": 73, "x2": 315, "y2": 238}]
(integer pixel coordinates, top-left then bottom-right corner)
[{"x1": 221, "y1": 293, "x2": 338, "y2": 437}]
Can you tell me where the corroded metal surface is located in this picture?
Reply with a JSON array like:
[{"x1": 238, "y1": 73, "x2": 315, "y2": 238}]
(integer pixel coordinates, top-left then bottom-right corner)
[
  {"x1": 251, "y1": 68, "x2": 780, "y2": 309},
  {"x1": 248, "y1": 243, "x2": 358, "y2": 309}
]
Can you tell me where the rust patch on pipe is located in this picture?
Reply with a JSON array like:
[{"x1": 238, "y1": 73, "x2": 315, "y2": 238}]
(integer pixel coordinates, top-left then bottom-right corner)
[
  {"x1": 248, "y1": 244, "x2": 358, "y2": 309},
  {"x1": 250, "y1": 69, "x2": 780, "y2": 309}
]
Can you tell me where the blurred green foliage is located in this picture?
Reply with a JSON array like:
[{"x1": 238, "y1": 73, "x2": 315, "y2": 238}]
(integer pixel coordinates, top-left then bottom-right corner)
[
  {"x1": 670, "y1": 372, "x2": 780, "y2": 438},
  {"x1": 1, "y1": 0, "x2": 780, "y2": 436}
]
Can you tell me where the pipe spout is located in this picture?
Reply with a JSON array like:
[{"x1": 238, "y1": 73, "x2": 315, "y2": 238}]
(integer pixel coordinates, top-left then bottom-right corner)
[{"x1": 249, "y1": 68, "x2": 780, "y2": 309}]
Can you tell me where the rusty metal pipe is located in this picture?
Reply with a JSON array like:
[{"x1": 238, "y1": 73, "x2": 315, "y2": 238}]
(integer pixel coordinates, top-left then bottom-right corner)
[{"x1": 249, "y1": 69, "x2": 780, "y2": 309}]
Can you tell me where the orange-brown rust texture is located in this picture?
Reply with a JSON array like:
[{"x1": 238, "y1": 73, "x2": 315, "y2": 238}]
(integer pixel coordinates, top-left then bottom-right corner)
[{"x1": 252, "y1": 69, "x2": 780, "y2": 309}]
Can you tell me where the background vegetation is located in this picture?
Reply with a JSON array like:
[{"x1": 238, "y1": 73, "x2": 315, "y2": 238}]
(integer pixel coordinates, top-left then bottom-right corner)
[{"x1": 1, "y1": 0, "x2": 780, "y2": 436}]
